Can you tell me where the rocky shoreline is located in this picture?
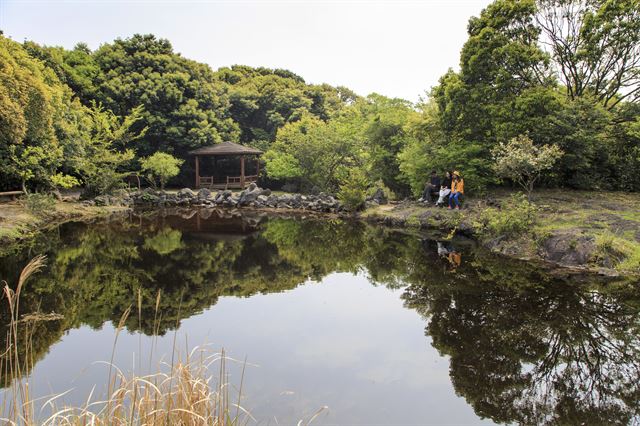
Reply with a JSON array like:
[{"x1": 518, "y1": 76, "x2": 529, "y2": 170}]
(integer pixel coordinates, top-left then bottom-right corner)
[
  {"x1": 104, "y1": 184, "x2": 347, "y2": 213},
  {"x1": 3, "y1": 186, "x2": 637, "y2": 278}
]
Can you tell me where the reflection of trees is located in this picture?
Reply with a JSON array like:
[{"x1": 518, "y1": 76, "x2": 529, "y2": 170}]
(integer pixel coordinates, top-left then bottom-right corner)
[
  {"x1": 2, "y1": 212, "x2": 640, "y2": 426},
  {"x1": 403, "y1": 257, "x2": 640, "y2": 425}
]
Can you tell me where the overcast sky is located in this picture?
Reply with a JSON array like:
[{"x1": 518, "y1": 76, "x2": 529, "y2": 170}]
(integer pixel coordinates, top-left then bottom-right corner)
[{"x1": 1, "y1": 0, "x2": 492, "y2": 102}]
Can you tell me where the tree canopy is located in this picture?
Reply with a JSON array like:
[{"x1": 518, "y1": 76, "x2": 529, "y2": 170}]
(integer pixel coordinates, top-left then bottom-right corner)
[{"x1": 1, "y1": 0, "x2": 639, "y2": 195}]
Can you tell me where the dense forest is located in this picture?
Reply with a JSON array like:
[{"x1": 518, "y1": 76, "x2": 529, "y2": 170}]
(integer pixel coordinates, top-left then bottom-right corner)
[{"x1": 1, "y1": 0, "x2": 639, "y2": 199}]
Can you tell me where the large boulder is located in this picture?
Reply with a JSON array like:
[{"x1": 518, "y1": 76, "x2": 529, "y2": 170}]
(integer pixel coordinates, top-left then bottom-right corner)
[
  {"x1": 177, "y1": 188, "x2": 196, "y2": 199},
  {"x1": 197, "y1": 188, "x2": 212, "y2": 200},
  {"x1": 238, "y1": 187, "x2": 260, "y2": 206}
]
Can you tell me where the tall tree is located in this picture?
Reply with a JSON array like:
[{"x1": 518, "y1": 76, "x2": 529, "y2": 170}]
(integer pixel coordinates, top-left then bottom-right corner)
[
  {"x1": 536, "y1": 0, "x2": 640, "y2": 108},
  {"x1": 92, "y1": 34, "x2": 239, "y2": 158}
]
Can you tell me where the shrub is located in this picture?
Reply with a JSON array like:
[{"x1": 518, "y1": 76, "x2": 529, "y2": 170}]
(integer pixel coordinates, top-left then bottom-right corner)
[
  {"x1": 593, "y1": 234, "x2": 640, "y2": 272},
  {"x1": 140, "y1": 152, "x2": 184, "y2": 190},
  {"x1": 21, "y1": 192, "x2": 56, "y2": 217},
  {"x1": 492, "y1": 134, "x2": 563, "y2": 200},
  {"x1": 475, "y1": 193, "x2": 538, "y2": 240},
  {"x1": 338, "y1": 168, "x2": 369, "y2": 212}
]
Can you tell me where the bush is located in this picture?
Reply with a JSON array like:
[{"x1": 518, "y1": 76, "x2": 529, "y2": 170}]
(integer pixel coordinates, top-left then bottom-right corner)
[
  {"x1": 338, "y1": 168, "x2": 369, "y2": 212},
  {"x1": 593, "y1": 234, "x2": 640, "y2": 272},
  {"x1": 22, "y1": 192, "x2": 56, "y2": 217},
  {"x1": 140, "y1": 152, "x2": 184, "y2": 190},
  {"x1": 475, "y1": 193, "x2": 538, "y2": 240}
]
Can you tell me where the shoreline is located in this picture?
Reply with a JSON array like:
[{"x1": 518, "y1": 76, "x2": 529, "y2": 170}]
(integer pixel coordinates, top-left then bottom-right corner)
[{"x1": 1, "y1": 188, "x2": 639, "y2": 278}]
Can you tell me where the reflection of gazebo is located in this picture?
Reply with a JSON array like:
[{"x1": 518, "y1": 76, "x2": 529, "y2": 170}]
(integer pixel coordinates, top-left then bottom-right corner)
[{"x1": 189, "y1": 141, "x2": 263, "y2": 189}]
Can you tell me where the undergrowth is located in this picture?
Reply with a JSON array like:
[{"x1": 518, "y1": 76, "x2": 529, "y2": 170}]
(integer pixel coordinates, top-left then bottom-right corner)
[
  {"x1": 593, "y1": 234, "x2": 640, "y2": 273},
  {"x1": 474, "y1": 193, "x2": 538, "y2": 240}
]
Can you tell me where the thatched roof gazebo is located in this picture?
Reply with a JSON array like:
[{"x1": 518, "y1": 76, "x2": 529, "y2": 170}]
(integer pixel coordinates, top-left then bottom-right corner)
[{"x1": 189, "y1": 141, "x2": 263, "y2": 190}]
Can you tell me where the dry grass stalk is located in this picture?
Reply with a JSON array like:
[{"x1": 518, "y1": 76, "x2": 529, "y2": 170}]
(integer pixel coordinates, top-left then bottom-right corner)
[{"x1": 2, "y1": 257, "x2": 327, "y2": 426}]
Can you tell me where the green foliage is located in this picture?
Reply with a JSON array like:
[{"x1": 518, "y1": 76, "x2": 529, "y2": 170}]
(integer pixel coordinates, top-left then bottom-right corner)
[
  {"x1": 355, "y1": 94, "x2": 417, "y2": 196},
  {"x1": 593, "y1": 234, "x2": 640, "y2": 273},
  {"x1": 143, "y1": 227, "x2": 184, "y2": 255},
  {"x1": 74, "y1": 106, "x2": 142, "y2": 197},
  {"x1": 90, "y1": 35, "x2": 239, "y2": 159},
  {"x1": 475, "y1": 193, "x2": 538, "y2": 240},
  {"x1": 399, "y1": 101, "x2": 495, "y2": 195},
  {"x1": 492, "y1": 134, "x2": 563, "y2": 199},
  {"x1": 215, "y1": 65, "x2": 356, "y2": 145},
  {"x1": 265, "y1": 113, "x2": 363, "y2": 192},
  {"x1": 3, "y1": 14, "x2": 640, "y2": 197},
  {"x1": 140, "y1": 152, "x2": 184, "y2": 190},
  {"x1": 0, "y1": 35, "x2": 62, "y2": 191},
  {"x1": 50, "y1": 173, "x2": 80, "y2": 189},
  {"x1": 337, "y1": 168, "x2": 369, "y2": 212},
  {"x1": 21, "y1": 192, "x2": 56, "y2": 217}
]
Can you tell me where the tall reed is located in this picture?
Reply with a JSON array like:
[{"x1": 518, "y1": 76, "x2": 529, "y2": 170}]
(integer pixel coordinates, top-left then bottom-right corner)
[
  {"x1": 1, "y1": 257, "x2": 252, "y2": 425},
  {"x1": 1, "y1": 257, "x2": 328, "y2": 426}
]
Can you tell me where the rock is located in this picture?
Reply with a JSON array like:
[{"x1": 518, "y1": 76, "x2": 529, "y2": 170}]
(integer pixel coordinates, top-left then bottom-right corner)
[
  {"x1": 197, "y1": 188, "x2": 212, "y2": 200},
  {"x1": 239, "y1": 188, "x2": 260, "y2": 206},
  {"x1": 177, "y1": 188, "x2": 196, "y2": 199},
  {"x1": 541, "y1": 232, "x2": 595, "y2": 267},
  {"x1": 257, "y1": 195, "x2": 269, "y2": 204},
  {"x1": 247, "y1": 182, "x2": 258, "y2": 192},
  {"x1": 93, "y1": 195, "x2": 109, "y2": 206},
  {"x1": 259, "y1": 188, "x2": 271, "y2": 197},
  {"x1": 367, "y1": 188, "x2": 388, "y2": 205}
]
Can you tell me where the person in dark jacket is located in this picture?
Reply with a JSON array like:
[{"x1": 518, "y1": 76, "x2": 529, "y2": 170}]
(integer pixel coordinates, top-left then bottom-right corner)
[{"x1": 419, "y1": 171, "x2": 441, "y2": 203}]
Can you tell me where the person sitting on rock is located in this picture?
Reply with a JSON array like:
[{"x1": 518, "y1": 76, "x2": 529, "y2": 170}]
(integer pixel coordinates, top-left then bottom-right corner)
[
  {"x1": 448, "y1": 171, "x2": 464, "y2": 210},
  {"x1": 436, "y1": 171, "x2": 452, "y2": 207},
  {"x1": 418, "y1": 171, "x2": 441, "y2": 204}
]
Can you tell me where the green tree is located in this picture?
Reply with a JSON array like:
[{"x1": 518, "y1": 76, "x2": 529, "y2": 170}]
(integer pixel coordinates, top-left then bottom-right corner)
[
  {"x1": 264, "y1": 114, "x2": 363, "y2": 192},
  {"x1": 536, "y1": 0, "x2": 640, "y2": 108},
  {"x1": 492, "y1": 134, "x2": 563, "y2": 199},
  {"x1": 140, "y1": 152, "x2": 184, "y2": 190},
  {"x1": 337, "y1": 168, "x2": 369, "y2": 212},
  {"x1": 72, "y1": 106, "x2": 143, "y2": 197},
  {"x1": 215, "y1": 65, "x2": 356, "y2": 146},
  {"x1": 92, "y1": 34, "x2": 239, "y2": 159}
]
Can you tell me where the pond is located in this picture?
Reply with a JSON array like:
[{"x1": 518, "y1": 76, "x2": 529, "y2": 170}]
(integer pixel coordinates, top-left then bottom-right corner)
[{"x1": 1, "y1": 209, "x2": 640, "y2": 425}]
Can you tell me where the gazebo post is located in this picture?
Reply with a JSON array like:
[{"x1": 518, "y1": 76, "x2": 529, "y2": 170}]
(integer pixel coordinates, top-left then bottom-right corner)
[
  {"x1": 195, "y1": 155, "x2": 200, "y2": 188},
  {"x1": 256, "y1": 156, "x2": 260, "y2": 179},
  {"x1": 240, "y1": 155, "x2": 245, "y2": 188}
]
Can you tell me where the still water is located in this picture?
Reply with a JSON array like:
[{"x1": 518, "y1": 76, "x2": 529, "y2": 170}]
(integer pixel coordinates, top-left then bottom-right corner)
[{"x1": 1, "y1": 209, "x2": 640, "y2": 425}]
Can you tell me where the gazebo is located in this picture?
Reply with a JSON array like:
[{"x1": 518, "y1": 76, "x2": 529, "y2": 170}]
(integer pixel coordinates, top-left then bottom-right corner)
[{"x1": 188, "y1": 141, "x2": 263, "y2": 189}]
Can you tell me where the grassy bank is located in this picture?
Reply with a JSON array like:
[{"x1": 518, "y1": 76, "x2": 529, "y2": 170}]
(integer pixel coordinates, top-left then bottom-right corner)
[
  {"x1": 363, "y1": 189, "x2": 640, "y2": 275},
  {"x1": 0, "y1": 199, "x2": 129, "y2": 253},
  {"x1": 2, "y1": 188, "x2": 639, "y2": 276}
]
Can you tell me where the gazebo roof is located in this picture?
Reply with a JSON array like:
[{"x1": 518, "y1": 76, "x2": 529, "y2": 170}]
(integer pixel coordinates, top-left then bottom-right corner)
[{"x1": 188, "y1": 141, "x2": 263, "y2": 156}]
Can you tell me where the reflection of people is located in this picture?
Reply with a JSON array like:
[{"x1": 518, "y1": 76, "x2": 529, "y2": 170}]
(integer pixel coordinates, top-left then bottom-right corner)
[
  {"x1": 447, "y1": 251, "x2": 461, "y2": 267},
  {"x1": 437, "y1": 241, "x2": 462, "y2": 269}
]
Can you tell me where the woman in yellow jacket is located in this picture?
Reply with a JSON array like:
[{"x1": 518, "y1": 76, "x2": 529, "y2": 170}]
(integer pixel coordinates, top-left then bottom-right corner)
[{"x1": 448, "y1": 171, "x2": 464, "y2": 210}]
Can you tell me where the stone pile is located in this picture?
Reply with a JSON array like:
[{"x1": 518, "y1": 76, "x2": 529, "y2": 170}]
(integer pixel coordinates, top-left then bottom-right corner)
[{"x1": 129, "y1": 183, "x2": 343, "y2": 213}]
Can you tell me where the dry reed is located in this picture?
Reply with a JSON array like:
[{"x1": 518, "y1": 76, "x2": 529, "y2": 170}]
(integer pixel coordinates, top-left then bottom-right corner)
[{"x1": 1, "y1": 257, "x2": 328, "y2": 426}]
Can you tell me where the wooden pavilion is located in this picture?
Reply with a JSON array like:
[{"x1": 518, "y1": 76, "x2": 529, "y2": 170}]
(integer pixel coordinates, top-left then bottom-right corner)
[{"x1": 189, "y1": 141, "x2": 263, "y2": 189}]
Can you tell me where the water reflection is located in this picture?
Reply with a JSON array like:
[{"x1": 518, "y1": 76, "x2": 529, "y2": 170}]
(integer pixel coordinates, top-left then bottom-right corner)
[{"x1": 1, "y1": 209, "x2": 639, "y2": 424}]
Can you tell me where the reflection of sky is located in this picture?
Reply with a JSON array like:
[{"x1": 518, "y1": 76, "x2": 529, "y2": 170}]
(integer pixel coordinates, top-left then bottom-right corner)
[{"x1": 23, "y1": 272, "x2": 492, "y2": 425}]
